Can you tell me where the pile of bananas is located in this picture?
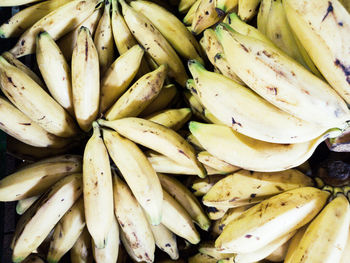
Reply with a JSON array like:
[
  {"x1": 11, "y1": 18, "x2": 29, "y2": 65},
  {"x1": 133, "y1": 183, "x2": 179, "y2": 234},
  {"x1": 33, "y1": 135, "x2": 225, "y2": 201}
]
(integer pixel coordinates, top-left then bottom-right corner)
[{"x1": 0, "y1": 0, "x2": 350, "y2": 262}]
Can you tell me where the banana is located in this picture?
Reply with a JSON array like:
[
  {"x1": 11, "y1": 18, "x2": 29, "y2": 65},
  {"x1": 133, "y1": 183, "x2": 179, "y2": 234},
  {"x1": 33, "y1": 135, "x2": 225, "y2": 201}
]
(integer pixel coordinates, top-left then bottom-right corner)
[
  {"x1": 94, "y1": 0, "x2": 115, "y2": 75},
  {"x1": 71, "y1": 228, "x2": 93, "y2": 263},
  {"x1": 12, "y1": 173, "x2": 83, "y2": 262},
  {"x1": 0, "y1": 56, "x2": 78, "y2": 137},
  {"x1": 131, "y1": 0, "x2": 204, "y2": 63},
  {"x1": 215, "y1": 187, "x2": 330, "y2": 254},
  {"x1": 179, "y1": 0, "x2": 197, "y2": 12},
  {"x1": 0, "y1": 96, "x2": 69, "y2": 148},
  {"x1": 16, "y1": 195, "x2": 40, "y2": 215},
  {"x1": 207, "y1": 206, "x2": 229, "y2": 220},
  {"x1": 0, "y1": 0, "x2": 71, "y2": 38},
  {"x1": 22, "y1": 255, "x2": 45, "y2": 263},
  {"x1": 287, "y1": 195, "x2": 350, "y2": 263},
  {"x1": 283, "y1": 225, "x2": 307, "y2": 263},
  {"x1": 192, "y1": 174, "x2": 224, "y2": 196},
  {"x1": 72, "y1": 26, "x2": 99, "y2": 132},
  {"x1": 113, "y1": 174, "x2": 155, "y2": 263},
  {"x1": 340, "y1": 0, "x2": 350, "y2": 12},
  {"x1": 10, "y1": 0, "x2": 101, "y2": 57},
  {"x1": 105, "y1": 64, "x2": 167, "y2": 120},
  {"x1": 199, "y1": 241, "x2": 234, "y2": 260},
  {"x1": 188, "y1": 253, "x2": 217, "y2": 263},
  {"x1": 188, "y1": 122, "x2": 341, "y2": 172},
  {"x1": 340, "y1": 226, "x2": 350, "y2": 263},
  {"x1": 148, "y1": 222, "x2": 179, "y2": 260},
  {"x1": 145, "y1": 108, "x2": 192, "y2": 131},
  {"x1": 219, "y1": 205, "x2": 254, "y2": 231},
  {"x1": 119, "y1": 0, "x2": 188, "y2": 86},
  {"x1": 191, "y1": 0, "x2": 221, "y2": 35},
  {"x1": 58, "y1": 5, "x2": 103, "y2": 62},
  {"x1": 119, "y1": 230, "x2": 141, "y2": 262},
  {"x1": 197, "y1": 151, "x2": 240, "y2": 174},
  {"x1": 102, "y1": 129, "x2": 163, "y2": 225},
  {"x1": 265, "y1": 238, "x2": 291, "y2": 262},
  {"x1": 92, "y1": 215, "x2": 119, "y2": 263},
  {"x1": 99, "y1": 45, "x2": 144, "y2": 113},
  {"x1": 158, "y1": 173, "x2": 210, "y2": 231},
  {"x1": 183, "y1": 0, "x2": 201, "y2": 25},
  {"x1": 36, "y1": 31, "x2": 74, "y2": 115},
  {"x1": 0, "y1": 0, "x2": 41, "y2": 6},
  {"x1": 238, "y1": 0, "x2": 261, "y2": 21},
  {"x1": 186, "y1": 133, "x2": 204, "y2": 151},
  {"x1": 0, "y1": 155, "x2": 82, "y2": 201},
  {"x1": 257, "y1": 0, "x2": 272, "y2": 34},
  {"x1": 47, "y1": 197, "x2": 85, "y2": 263},
  {"x1": 203, "y1": 169, "x2": 314, "y2": 208},
  {"x1": 98, "y1": 117, "x2": 207, "y2": 178},
  {"x1": 161, "y1": 189, "x2": 201, "y2": 244},
  {"x1": 215, "y1": 23, "x2": 350, "y2": 128},
  {"x1": 284, "y1": 0, "x2": 350, "y2": 105},
  {"x1": 83, "y1": 122, "x2": 114, "y2": 249},
  {"x1": 216, "y1": 0, "x2": 238, "y2": 13}
]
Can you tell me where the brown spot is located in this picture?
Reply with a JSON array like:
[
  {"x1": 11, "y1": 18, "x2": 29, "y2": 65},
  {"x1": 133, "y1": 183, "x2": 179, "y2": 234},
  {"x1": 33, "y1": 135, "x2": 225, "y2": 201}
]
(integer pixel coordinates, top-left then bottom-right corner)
[
  {"x1": 85, "y1": 38, "x2": 88, "y2": 61},
  {"x1": 267, "y1": 86, "x2": 277, "y2": 95},
  {"x1": 240, "y1": 44, "x2": 249, "y2": 53},
  {"x1": 322, "y1": 1, "x2": 334, "y2": 22},
  {"x1": 66, "y1": 166, "x2": 73, "y2": 172},
  {"x1": 275, "y1": 185, "x2": 284, "y2": 191},
  {"x1": 232, "y1": 117, "x2": 242, "y2": 127},
  {"x1": 207, "y1": 207, "x2": 219, "y2": 213},
  {"x1": 19, "y1": 123, "x2": 31, "y2": 126},
  {"x1": 262, "y1": 50, "x2": 272, "y2": 58},
  {"x1": 250, "y1": 193, "x2": 256, "y2": 198},
  {"x1": 245, "y1": 234, "x2": 252, "y2": 238}
]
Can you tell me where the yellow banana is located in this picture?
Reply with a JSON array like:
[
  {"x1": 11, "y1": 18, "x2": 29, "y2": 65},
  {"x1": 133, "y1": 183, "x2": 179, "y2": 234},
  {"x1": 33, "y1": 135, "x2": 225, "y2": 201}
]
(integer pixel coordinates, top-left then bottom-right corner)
[
  {"x1": 70, "y1": 228, "x2": 93, "y2": 263},
  {"x1": 219, "y1": 205, "x2": 254, "y2": 231},
  {"x1": 179, "y1": 0, "x2": 197, "y2": 13},
  {"x1": 36, "y1": 31, "x2": 74, "y2": 115},
  {"x1": 191, "y1": 174, "x2": 224, "y2": 196},
  {"x1": 0, "y1": 56, "x2": 78, "y2": 137},
  {"x1": 215, "y1": 187, "x2": 330, "y2": 254},
  {"x1": 83, "y1": 122, "x2": 114, "y2": 249},
  {"x1": 12, "y1": 174, "x2": 83, "y2": 262},
  {"x1": 72, "y1": 26, "x2": 100, "y2": 132},
  {"x1": 191, "y1": 0, "x2": 221, "y2": 35},
  {"x1": 340, "y1": 226, "x2": 350, "y2": 263},
  {"x1": 16, "y1": 195, "x2": 40, "y2": 215},
  {"x1": 0, "y1": 155, "x2": 82, "y2": 201},
  {"x1": 98, "y1": 117, "x2": 206, "y2": 178},
  {"x1": 183, "y1": 0, "x2": 201, "y2": 25},
  {"x1": 199, "y1": 241, "x2": 234, "y2": 260},
  {"x1": 265, "y1": 237, "x2": 291, "y2": 262},
  {"x1": 283, "y1": 225, "x2": 307, "y2": 263},
  {"x1": 238, "y1": 0, "x2": 261, "y2": 21},
  {"x1": 197, "y1": 151, "x2": 240, "y2": 174},
  {"x1": 188, "y1": 253, "x2": 217, "y2": 263},
  {"x1": 47, "y1": 197, "x2": 85, "y2": 263},
  {"x1": 0, "y1": 0, "x2": 41, "y2": 6},
  {"x1": 216, "y1": 0, "x2": 238, "y2": 13},
  {"x1": 10, "y1": 0, "x2": 101, "y2": 57},
  {"x1": 207, "y1": 206, "x2": 229, "y2": 220},
  {"x1": 257, "y1": 0, "x2": 271, "y2": 34},
  {"x1": 340, "y1": 0, "x2": 350, "y2": 12},
  {"x1": 145, "y1": 108, "x2": 192, "y2": 131},
  {"x1": 103, "y1": 129, "x2": 163, "y2": 225},
  {"x1": 186, "y1": 133, "x2": 204, "y2": 151},
  {"x1": 105, "y1": 64, "x2": 167, "y2": 120}
]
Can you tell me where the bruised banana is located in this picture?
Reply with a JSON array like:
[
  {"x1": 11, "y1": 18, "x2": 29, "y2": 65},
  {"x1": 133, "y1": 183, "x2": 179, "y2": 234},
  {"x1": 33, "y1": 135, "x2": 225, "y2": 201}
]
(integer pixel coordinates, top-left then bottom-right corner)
[
  {"x1": 189, "y1": 122, "x2": 342, "y2": 172},
  {"x1": 83, "y1": 122, "x2": 114, "y2": 249},
  {"x1": 102, "y1": 129, "x2": 163, "y2": 225},
  {"x1": 0, "y1": 56, "x2": 78, "y2": 137},
  {"x1": 16, "y1": 195, "x2": 40, "y2": 215},
  {"x1": 70, "y1": 228, "x2": 93, "y2": 263},
  {"x1": 0, "y1": 155, "x2": 82, "y2": 201},
  {"x1": 197, "y1": 151, "x2": 240, "y2": 174},
  {"x1": 145, "y1": 108, "x2": 192, "y2": 131},
  {"x1": 191, "y1": 0, "x2": 221, "y2": 35},
  {"x1": 98, "y1": 117, "x2": 206, "y2": 178}
]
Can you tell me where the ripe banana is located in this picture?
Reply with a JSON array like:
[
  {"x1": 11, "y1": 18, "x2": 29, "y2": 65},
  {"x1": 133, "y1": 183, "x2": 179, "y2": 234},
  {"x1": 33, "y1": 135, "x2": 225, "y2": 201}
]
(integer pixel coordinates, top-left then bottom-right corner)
[
  {"x1": 340, "y1": 226, "x2": 350, "y2": 263},
  {"x1": 191, "y1": 0, "x2": 221, "y2": 35},
  {"x1": 10, "y1": 0, "x2": 101, "y2": 57},
  {"x1": 145, "y1": 108, "x2": 192, "y2": 131},
  {"x1": 0, "y1": 155, "x2": 82, "y2": 201},
  {"x1": 105, "y1": 64, "x2": 167, "y2": 121},
  {"x1": 189, "y1": 122, "x2": 341, "y2": 172},
  {"x1": 188, "y1": 253, "x2": 217, "y2": 263},
  {"x1": 72, "y1": 26, "x2": 100, "y2": 132},
  {"x1": 47, "y1": 197, "x2": 85, "y2": 263},
  {"x1": 257, "y1": 0, "x2": 271, "y2": 34},
  {"x1": 183, "y1": 0, "x2": 201, "y2": 25},
  {"x1": 119, "y1": 230, "x2": 141, "y2": 262},
  {"x1": 71, "y1": 228, "x2": 93, "y2": 263},
  {"x1": 216, "y1": 0, "x2": 238, "y2": 13},
  {"x1": 287, "y1": 195, "x2": 350, "y2": 263},
  {"x1": 99, "y1": 44, "x2": 144, "y2": 113},
  {"x1": 119, "y1": 0, "x2": 188, "y2": 86},
  {"x1": 192, "y1": 175, "x2": 224, "y2": 196},
  {"x1": 215, "y1": 187, "x2": 330, "y2": 254},
  {"x1": 98, "y1": 117, "x2": 206, "y2": 178},
  {"x1": 197, "y1": 151, "x2": 240, "y2": 174},
  {"x1": 179, "y1": 0, "x2": 197, "y2": 13},
  {"x1": 12, "y1": 173, "x2": 83, "y2": 262},
  {"x1": 207, "y1": 206, "x2": 229, "y2": 220},
  {"x1": 219, "y1": 205, "x2": 254, "y2": 231},
  {"x1": 215, "y1": 23, "x2": 350, "y2": 128},
  {"x1": 131, "y1": 0, "x2": 204, "y2": 63},
  {"x1": 199, "y1": 241, "x2": 234, "y2": 260},
  {"x1": 83, "y1": 122, "x2": 114, "y2": 249},
  {"x1": 36, "y1": 31, "x2": 74, "y2": 115},
  {"x1": 284, "y1": 0, "x2": 350, "y2": 104},
  {"x1": 0, "y1": 56, "x2": 78, "y2": 137},
  {"x1": 103, "y1": 129, "x2": 163, "y2": 225},
  {"x1": 113, "y1": 174, "x2": 155, "y2": 263},
  {"x1": 265, "y1": 238, "x2": 291, "y2": 262},
  {"x1": 161, "y1": 189, "x2": 201, "y2": 244},
  {"x1": 203, "y1": 169, "x2": 314, "y2": 208},
  {"x1": 94, "y1": 0, "x2": 115, "y2": 75},
  {"x1": 238, "y1": 0, "x2": 261, "y2": 21},
  {"x1": 0, "y1": 0, "x2": 41, "y2": 6},
  {"x1": 16, "y1": 195, "x2": 39, "y2": 215}
]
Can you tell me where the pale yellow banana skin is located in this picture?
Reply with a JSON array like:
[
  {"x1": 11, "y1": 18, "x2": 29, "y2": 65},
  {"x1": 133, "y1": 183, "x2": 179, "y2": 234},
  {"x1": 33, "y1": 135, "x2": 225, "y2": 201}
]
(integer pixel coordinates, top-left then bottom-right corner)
[
  {"x1": 179, "y1": 0, "x2": 197, "y2": 13},
  {"x1": 284, "y1": 0, "x2": 350, "y2": 105},
  {"x1": 72, "y1": 27, "x2": 100, "y2": 132},
  {"x1": 103, "y1": 129, "x2": 163, "y2": 225},
  {"x1": 113, "y1": 174, "x2": 155, "y2": 263},
  {"x1": 47, "y1": 197, "x2": 85, "y2": 263},
  {"x1": 105, "y1": 64, "x2": 167, "y2": 121},
  {"x1": 287, "y1": 195, "x2": 350, "y2": 263},
  {"x1": 192, "y1": 175, "x2": 224, "y2": 196},
  {"x1": 197, "y1": 151, "x2": 240, "y2": 174},
  {"x1": 215, "y1": 24, "x2": 350, "y2": 128},
  {"x1": 199, "y1": 241, "x2": 234, "y2": 260},
  {"x1": 216, "y1": 0, "x2": 238, "y2": 13},
  {"x1": 265, "y1": 238, "x2": 291, "y2": 262},
  {"x1": 207, "y1": 206, "x2": 229, "y2": 220},
  {"x1": 0, "y1": 0, "x2": 71, "y2": 38},
  {"x1": 238, "y1": 0, "x2": 261, "y2": 21},
  {"x1": 58, "y1": 6, "x2": 103, "y2": 62},
  {"x1": 257, "y1": 0, "x2": 272, "y2": 34},
  {"x1": 183, "y1": 0, "x2": 201, "y2": 25},
  {"x1": 70, "y1": 228, "x2": 93, "y2": 263},
  {"x1": 203, "y1": 169, "x2": 313, "y2": 208},
  {"x1": 119, "y1": 230, "x2": 141, "y2": 262},
  {"x1": 10, "y1": 0, "x2": 101, "y2": 57},
  {"x1": 100, "y1": 45, "x2": 144, "y2": 113},
  {"x1": 219, "y1": 205, "x2": 254, "y2": 231},
  {"x1": 0, "y1": 155, "x2": 82, "y2": 201},
  {"x1": 215, "y1": 187, "x2": 330, "y2": 254},
  {"x1": 12, "y1": 174, "x2": 83, "y2": 263},
  {"x1": 191, "y1": 0, "x2": 221, "y2": 35},
  {"x1": 98, "y1": 117, "x2": 206, "y2": 178},
  {"x1": 146, "y1": 108, "x2": 192, "y2": 131},
  {"x1": 0, "y1": 0, "x2": 41, "y2": 6},
  {"x1": 188, "y1": 253, "x2": 218, "y2": 263},
  {"x1": 16, "y1": 195, "x2": 40, "y2": 215},
  {"x1": 340, "y1": 227, "x2": 350, "y2": 263},
  {"x1": 94, "y1": 0, "x2": 115, "y2": 75},
  {"x1": 158, "y1": 173, "x2": 210, "y2": 231},
  {"x1": 0, "y1": 96, "x2": 68, "y2": 148},
  {"x1": 0, "y1": 56, "x2": 78, "y2": 137},
  {"x1": 36, "y1": 31, "x2": 74, "y2": 115},
  {"x1": 83, "y1": 123, "x2": 114, "y2": 249}
]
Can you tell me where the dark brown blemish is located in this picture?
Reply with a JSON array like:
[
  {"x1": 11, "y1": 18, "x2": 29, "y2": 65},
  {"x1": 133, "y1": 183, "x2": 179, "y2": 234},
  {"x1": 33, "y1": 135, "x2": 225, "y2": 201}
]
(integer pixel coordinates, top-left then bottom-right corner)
[
  {"x1": 207, "y1": 207, "x2": 219, "y2": 213},
  {"x1": 85, "y1": 38, "x2": 88, "y2": 61},
  {"x1": 322, "y1": 1, "x2": 334, "y2": 22},
  {"x1": 214, "y1": 53, "x2": 222, "y2": 62},
  {"x1": 245, "y1": 234, "x2": 252, "y2": 238},
  {"x1": 262, "y1": 50, "x2": 272, "y2": 58},
  {"x1": 240, "y1": 44, "x2": 249, "y2": 53},
  {"x1": 165, "y1": 243, "x2": 171, "y2": 247},
  {"x1": 250, "y1": 193, "x2": 256, "y2": 198},
  {"x1": 275, "y1": 185, "x2": 284, "y2": 191},
  {"x1": 232, "y1": 117, "x2": 242, "y2": 127},
  {"x1": 191, "y1": 87, "x2": 197, "y2": 94},
  {"x1": 338, "y1": 22, "x2": 343, "y2": 26},
  {"x1": 267, "y1": 87, "x2": 277, "y2": 95},
  {"x1": 334, "y1": 59, "x2": 350, "y2": 84},
  {"x1": 19, "y1": 123, "x2": 31, "y2": 126}
]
